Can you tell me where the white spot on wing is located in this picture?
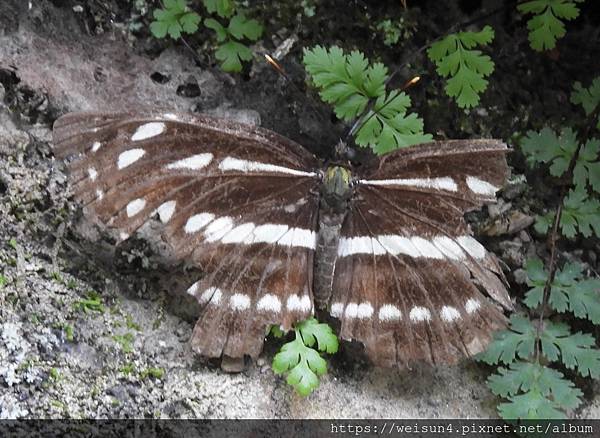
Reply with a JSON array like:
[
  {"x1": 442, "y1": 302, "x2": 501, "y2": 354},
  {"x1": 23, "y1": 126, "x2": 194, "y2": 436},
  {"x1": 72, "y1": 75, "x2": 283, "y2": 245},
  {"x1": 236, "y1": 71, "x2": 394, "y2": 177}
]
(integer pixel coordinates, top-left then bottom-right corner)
[
  {"x1": 218, "y1": 157, "x2": 316, "y2": 177},
  {"x1": 378, "y1": 304, "x2": 402, "y2": 321},
  {"x1": 257, "y1": 294, "x2": 281, "y2": 312},
  {"x1": 91, "y1": 141, "x2": 101, "y2": 152},
  {"x1": 204, "y1": 217, "x2": 234, "y2": 242},
  {"x1": 186, "y1": 282, "x2": 199, "y2": 296},
  {"x1": 433, "y1": 236, "x2": 466, "y2": 260},
  {"x1": 409, "y1": 306, "x2": 431, "y2": 322},
  {"x1": 457, "y1": 236, "x2": 486, "y2": 259},
  {"x1": 337, "y1": 236, "x2": 386, "y2": 257},
  {"x1": 230, "y1": 293, "x2": 251, "y2": 311},
  {"x1": 330, "y1": 302, "x2": 344, "y2": 318},
  {"x1": 154, "y1": 201, "x2": 176, "y2": 223},
  {"x1": 378, "y1": 235, "x2": 421, "y2": 257},
  {"x1": 245, "y1": 224, "x2": 288, "y2": 244},
  {"x1": 131, "y1": 122, "x2": 165, "y2": 141},
  {"x1": 88, "y1": 167, "x2": 98, "y2": 181},
  {"x1": 286, "y1": 294, "x2": 311, "y2": 312},
  {"x1": 465, "y1": 298, "x2": 481, "y2": 314},
  {"x1": 118, "y1": 148, "x2": 145, "y2": 169},
  {"x1": 356, "y1": 302, "x2": 374, "y2": 319},
  {"x1": 166, "y1": 153, "x2": 213, "y2": 170},
  {"x1": 185, "y1": 213, "x2": 215, "y2": 234},
  {"x1": 200, "y1": 287, "x2": 222, "y2": 305},
  {"x1": 163, "y1": 113, "x2": 179, "y2": 120},
  {"x1": 95, "y1": 189, "x2": 104, "y2": 200},
  {"x1": 221, "y1": 223, "x2": 256, "y2": 244},
  {"x1": 440, "y1": 306, "x2": 461, "y2": 322},
  {"x1": 126, "y1": 198, "x2": 146, "y2": 217},
  {"x1": 344, "y1": 302, "x2": 358, "y2": 319},
  {"x1": 466, "y1": 176, "x2": 498, "y2": 196},
  {"x1": 359, "y1": 177, "x2": 458, "y2": 192},
  {"x1": 277, "y1": 227, "x2": 317, "y2": 249},
  {"x1": 337, "y1": 234, "x2": 487, "y2": 260},
  {"x1": 410, "y1": 237, "x2": 444, "y2": 259}
]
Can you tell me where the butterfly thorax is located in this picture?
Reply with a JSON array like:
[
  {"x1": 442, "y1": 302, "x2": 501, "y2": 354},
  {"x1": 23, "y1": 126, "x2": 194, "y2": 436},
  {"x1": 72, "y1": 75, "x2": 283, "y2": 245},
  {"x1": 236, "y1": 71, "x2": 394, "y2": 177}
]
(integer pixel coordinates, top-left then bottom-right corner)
[{"x1": 313, "y1": 166, "x2": 353, "y2": 309}]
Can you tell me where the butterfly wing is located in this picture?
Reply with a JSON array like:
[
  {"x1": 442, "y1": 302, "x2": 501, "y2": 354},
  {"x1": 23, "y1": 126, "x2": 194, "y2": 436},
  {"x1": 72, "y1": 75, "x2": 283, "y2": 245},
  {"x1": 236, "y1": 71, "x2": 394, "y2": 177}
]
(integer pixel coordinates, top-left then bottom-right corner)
[
  {"x1": 330, "y1": 140, "x2": 511, "y2": 367},
  {"x1": 53, "y1": 111, "x2": 321, "y2": 359}
]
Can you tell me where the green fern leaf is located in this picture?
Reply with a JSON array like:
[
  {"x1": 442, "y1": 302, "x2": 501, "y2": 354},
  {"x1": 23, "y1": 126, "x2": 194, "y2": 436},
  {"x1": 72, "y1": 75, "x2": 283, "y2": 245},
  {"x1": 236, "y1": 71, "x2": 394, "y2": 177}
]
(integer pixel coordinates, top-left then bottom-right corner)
[
  {"x1": 303, "y1": 46, "x2": 431, "y2": 153},
  {"x1": 539, "y1": 320, "x2": 600, "y2": 378},
  {"x1": 297, "y1": 318, "x2": 339, "y2": 354},
  {"x1": 518, "y1": 0, "x2": 584, "y2": 51},
  {"x1": 150, "y1": 0, "x2": 201, "y2": 40},
  {"x1": 489, "y1": 361, "x2": 583, "y2": 419},
  {"x1": 523, "y1": 258, "x2": 548, "y2": 309},
  {"x1": 561, "y1": 187, "x2": 600, "y2": 238},
  {"x1": 427, "y1": 25, "x2": 495, "y2": 108},
  {"x1": 303, "y1": 46, "x2": 381, "y2": 121},
  {"x1": 272, "y1": 318, "x2": 338, "y2": 396},
  {"x1": 534, "y1": 212, "x2": 555, "y2": 235},
  {"x1": 355, "y1": 91, "x2": 433, "y2": 154},
  {"x1": 571, "y1": 77, "x2": 600, "y2": 130},
  {"x1": 573, "y1": 138, "x2": 600, "y2": 192},
  {"x1": 214, "y1": 41, "x2": 253, "y2": 73},
  {"x1": 477, "y1": 315, "x2": 537, "y2": 365},
  {"x1": 520, "y1": 127, "x2": 578, "y2": 176},
  {"x1": 203, "y1": 0, "x2": 234, "y2": 18},
  {"x1": 227, "y1": 14, "x2": 263, "y2": 41},
  {"x1": 524, "y1": 259, "x2": 600, "y2": 323}
]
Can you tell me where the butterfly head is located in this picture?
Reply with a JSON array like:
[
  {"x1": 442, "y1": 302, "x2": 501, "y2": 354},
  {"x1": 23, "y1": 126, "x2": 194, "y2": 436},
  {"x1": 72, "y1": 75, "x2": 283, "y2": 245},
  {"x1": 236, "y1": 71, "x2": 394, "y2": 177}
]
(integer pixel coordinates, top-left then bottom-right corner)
[{"x1": 322, "y1": 165, "x2": 353, "y2": 210}]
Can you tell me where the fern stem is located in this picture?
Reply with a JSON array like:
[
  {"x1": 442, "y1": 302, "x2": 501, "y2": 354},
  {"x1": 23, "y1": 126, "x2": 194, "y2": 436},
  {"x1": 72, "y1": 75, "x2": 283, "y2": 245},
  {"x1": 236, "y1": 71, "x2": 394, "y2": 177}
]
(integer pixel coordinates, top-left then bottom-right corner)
[{"x1": 535, "y1": 101, "x2": 600, "y2": 361}]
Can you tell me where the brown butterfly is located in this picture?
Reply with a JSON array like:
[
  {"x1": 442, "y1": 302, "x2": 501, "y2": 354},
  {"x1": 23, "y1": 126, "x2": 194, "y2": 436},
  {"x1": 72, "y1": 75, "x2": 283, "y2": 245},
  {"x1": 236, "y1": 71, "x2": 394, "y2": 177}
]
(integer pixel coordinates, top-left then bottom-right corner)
[{"x1": 53, "y1": 110, "x2": 512, "y2": 368}]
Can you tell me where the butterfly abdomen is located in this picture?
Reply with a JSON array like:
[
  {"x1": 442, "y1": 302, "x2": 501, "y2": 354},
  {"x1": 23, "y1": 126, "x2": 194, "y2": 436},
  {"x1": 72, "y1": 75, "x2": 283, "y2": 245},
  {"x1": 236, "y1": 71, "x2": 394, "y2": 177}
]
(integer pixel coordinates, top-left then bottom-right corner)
[
  {"x1": 313, "y1": 166, "x2": 353, "y2": 308},
  {"x1": 313, "y1": 210, "x2": 344, "y2": 308}
]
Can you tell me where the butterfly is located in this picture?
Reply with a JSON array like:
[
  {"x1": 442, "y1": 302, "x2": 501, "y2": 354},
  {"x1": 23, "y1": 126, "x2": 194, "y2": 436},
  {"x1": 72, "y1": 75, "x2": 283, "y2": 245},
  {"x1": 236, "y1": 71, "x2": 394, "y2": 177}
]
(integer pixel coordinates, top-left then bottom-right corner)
[{"x1": 52, "y1": 110, "x2": 512, "y2": 368}]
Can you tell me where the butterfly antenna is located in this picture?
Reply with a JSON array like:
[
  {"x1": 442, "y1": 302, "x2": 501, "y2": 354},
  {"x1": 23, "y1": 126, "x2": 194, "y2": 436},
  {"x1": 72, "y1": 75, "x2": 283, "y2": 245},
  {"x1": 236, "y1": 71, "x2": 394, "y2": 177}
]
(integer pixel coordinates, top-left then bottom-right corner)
[
  {"x1": 264, "y1": 54, "x2": 330, "y2": 124},
  {"x1": 345, "y1": 75, "x2": 421, "y2": 141}
]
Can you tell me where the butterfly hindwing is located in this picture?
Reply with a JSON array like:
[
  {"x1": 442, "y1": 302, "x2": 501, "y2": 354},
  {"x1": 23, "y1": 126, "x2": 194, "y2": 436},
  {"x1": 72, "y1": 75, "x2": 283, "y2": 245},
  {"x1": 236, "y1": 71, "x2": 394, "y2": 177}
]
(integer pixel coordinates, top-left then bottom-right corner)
[
  {"x1": 53, "y1": 111, "x2": 321, "y2": 359},
  {"x1": 329, "y1": 140, "x2": 511, "y2": 367},
  {"x1": 54, "y1": 112, "x2": 512, "y2": 368}
]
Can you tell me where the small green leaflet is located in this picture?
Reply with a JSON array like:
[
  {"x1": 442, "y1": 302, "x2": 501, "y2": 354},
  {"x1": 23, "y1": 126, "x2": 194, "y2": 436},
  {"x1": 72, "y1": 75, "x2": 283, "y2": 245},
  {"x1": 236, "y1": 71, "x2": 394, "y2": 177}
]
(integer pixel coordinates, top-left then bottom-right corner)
[
  {"x1": 269, "y1": 325, "x2": 285, "y2": 338},
  {"x1": 272, "y1": 318, "x2": 338, "y2": 396},
  {"x1": 537, "y1": 190, "x2": 600, "y2": 238},
  {"x1": 355, "y1": 91, "x2": 433, "y2": 154},
  {"x1": 573, "y1": 139, "x2": 600, "y2": 193},
  {"x1": 427, "y1": 25, "x2": 495, "y2": 108},
  {"x1": 303, "y1": 46, "x2": 432, "y2": 154},
  {"x1": 303, "y1": 46, "x2": 386, "y2": 121},
  {"x1": 524, "y1": 258, "x2": 600, "y2": 324},
  {"x1": 204, "y1": 14, "x2": 263, "y2": 72},
  {"x1": 488, "y1": 361, "x2": 583, "y2": 419},
  {"x1": 560, "y1": 187, "x2": 600, "y2": 238},
  {"x1": 539, "y1": 321, "x2": 600, "y2": 379},
  {"x1": 377, "y1": 19, "x2": 402, "y2": 46},
  {"x1": 203, "y1": 0, "x2": 234, "y2": 18},
  {"x1": 150, "y1": 0, "x2": 201, "y2": 39},
  {"x1": 520, "y1": 127, "x2": 578, "y2": 177},
  {"x1": 571, "y1": 77, "x2": 600, "y2": 130},
  {"x1": 534, "y1": 211, "x2": 554, "y2": 235},
  {"x1": 476, "y1": 315, "x2": 537, "y2": 365},
  {"x1": 520, "y1": 126, "x2": 600, "y2": 193},
  {"x1": 517, "y1": 0, "x2": 584, "y2": 51}
]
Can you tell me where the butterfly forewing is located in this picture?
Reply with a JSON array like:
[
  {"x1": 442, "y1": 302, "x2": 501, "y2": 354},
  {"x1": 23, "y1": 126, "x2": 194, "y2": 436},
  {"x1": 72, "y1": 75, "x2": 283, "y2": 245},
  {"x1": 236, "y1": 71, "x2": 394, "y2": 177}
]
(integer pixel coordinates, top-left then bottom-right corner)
[
  {"x1": 54, "y1": 111, "x2": 512, "y2": 368},
  {"x1": 329, "y1": 140, "x2": 511, "y2": 367},
  {"x1": 53, "y1": 111, "x2": 321, "y2": 358}
]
